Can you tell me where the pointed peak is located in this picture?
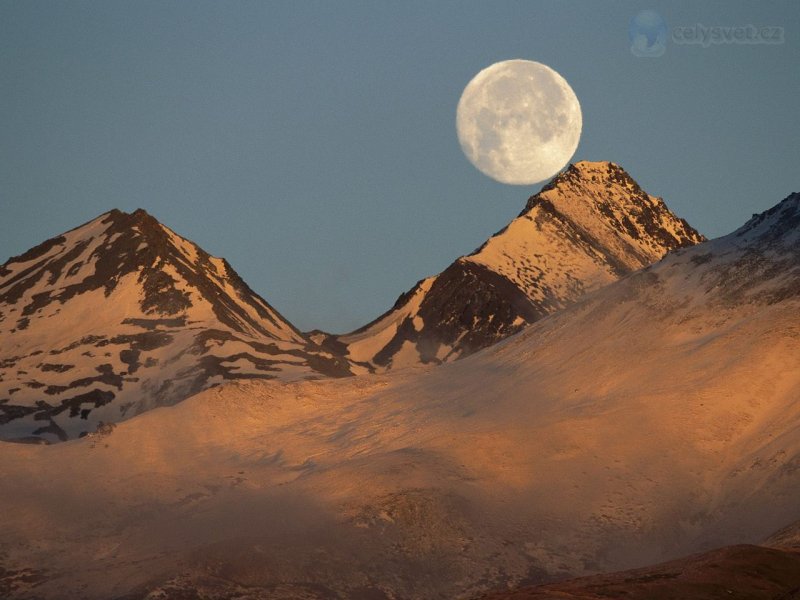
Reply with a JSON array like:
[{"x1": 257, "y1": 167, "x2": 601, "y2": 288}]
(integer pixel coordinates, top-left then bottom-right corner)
[
  {"x1": 130, "y1": 207, "x2": 158, "y2": 224},
  {"x1": 101, "y1": 207, "x2": 159, "y2": 227},
  {"x1": 555, "y1": 160, "x2": 636, "y2": 186},
  {"x1": 65, "y1": 209, "x2": 162, "y2": 239},
  {"x1": 84, "y1": 208, "x2": 174, "y2": 249},
  {"x1": 130, "y1": 208, "x2": 164, "y2": 232},
  {"x1": 514, "y1": 159, "x2": 703, "y2": 265},
  {"x1": 525, "y1": 161, "x2": 638, "y2": 210},
  {"x1": 571, "y1": 160, "x2": 622, "y2": 172}
]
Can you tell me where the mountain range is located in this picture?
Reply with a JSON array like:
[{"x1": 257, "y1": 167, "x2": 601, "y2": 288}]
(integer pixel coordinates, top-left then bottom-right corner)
[
  {"x1": 0, "y1": 161, "x2": 702, "y2": 442},
  {"x1": 0, "y1": 162, "x2": 798, "y2": 599}
]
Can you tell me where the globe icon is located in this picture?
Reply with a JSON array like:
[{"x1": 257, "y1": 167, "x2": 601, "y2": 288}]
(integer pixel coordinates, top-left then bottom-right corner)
[{"x1": 629, "y1": 10, "x2": 668, "y2": 57}]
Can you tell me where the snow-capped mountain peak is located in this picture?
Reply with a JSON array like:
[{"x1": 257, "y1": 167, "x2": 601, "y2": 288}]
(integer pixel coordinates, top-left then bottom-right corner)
[
  {"x1": 468, "y1": 161, "x2": 703, "y2": 297},
  {"x1": 0, "y1": 209, "x2": 351, "y2": 443},
  {"x1": 322, "y1": 161, "x2": 704, "y2": 370},
  {"x1": 1, "y1": 208, "x2": 304, "y2": 341}
]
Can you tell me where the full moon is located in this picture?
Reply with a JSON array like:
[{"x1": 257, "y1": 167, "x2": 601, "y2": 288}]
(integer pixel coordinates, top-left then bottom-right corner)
[{"x1": 456, "y1": 59, "x2": 582, "y2": 185}]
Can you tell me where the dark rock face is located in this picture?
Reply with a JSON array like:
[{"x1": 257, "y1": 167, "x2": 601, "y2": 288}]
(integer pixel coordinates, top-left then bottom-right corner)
[
  {"x1": 0, "y1": 209, "x2": 352, "y2": 442},
  {"x1": 372, "y1": 260, "x2": 546, "y2": 366},
  {"x1": 323, "y1": 161, "x2": 705, "y2": 370}
]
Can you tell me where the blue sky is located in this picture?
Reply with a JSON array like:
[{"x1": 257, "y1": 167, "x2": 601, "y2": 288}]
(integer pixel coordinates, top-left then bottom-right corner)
[{"x1": 1, "y1": 1, "x2": 798, "y2": 332}]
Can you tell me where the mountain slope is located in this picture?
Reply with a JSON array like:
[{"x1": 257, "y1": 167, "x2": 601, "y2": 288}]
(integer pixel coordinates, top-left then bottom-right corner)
[
  {"x1": 479, "y1": 544, "x2": 800, "y2": 600},
  {"x1": 0, "y1": 209, "x2": 351, "y2": 442},
  {"x1": 0, "y1": 193, "x2": 796, "y2": 599},
  {"x1": 318, "y1": 161, "x2": 703, "y2": 370}
]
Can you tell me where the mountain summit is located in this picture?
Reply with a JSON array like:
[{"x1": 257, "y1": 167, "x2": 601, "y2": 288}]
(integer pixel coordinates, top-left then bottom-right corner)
[
  {"x1": 317, "y1": 161, "x2": 704, "y2": 370},
  {"x1": 0, "y1": 209, "x2": 351, "y2": 442}
]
